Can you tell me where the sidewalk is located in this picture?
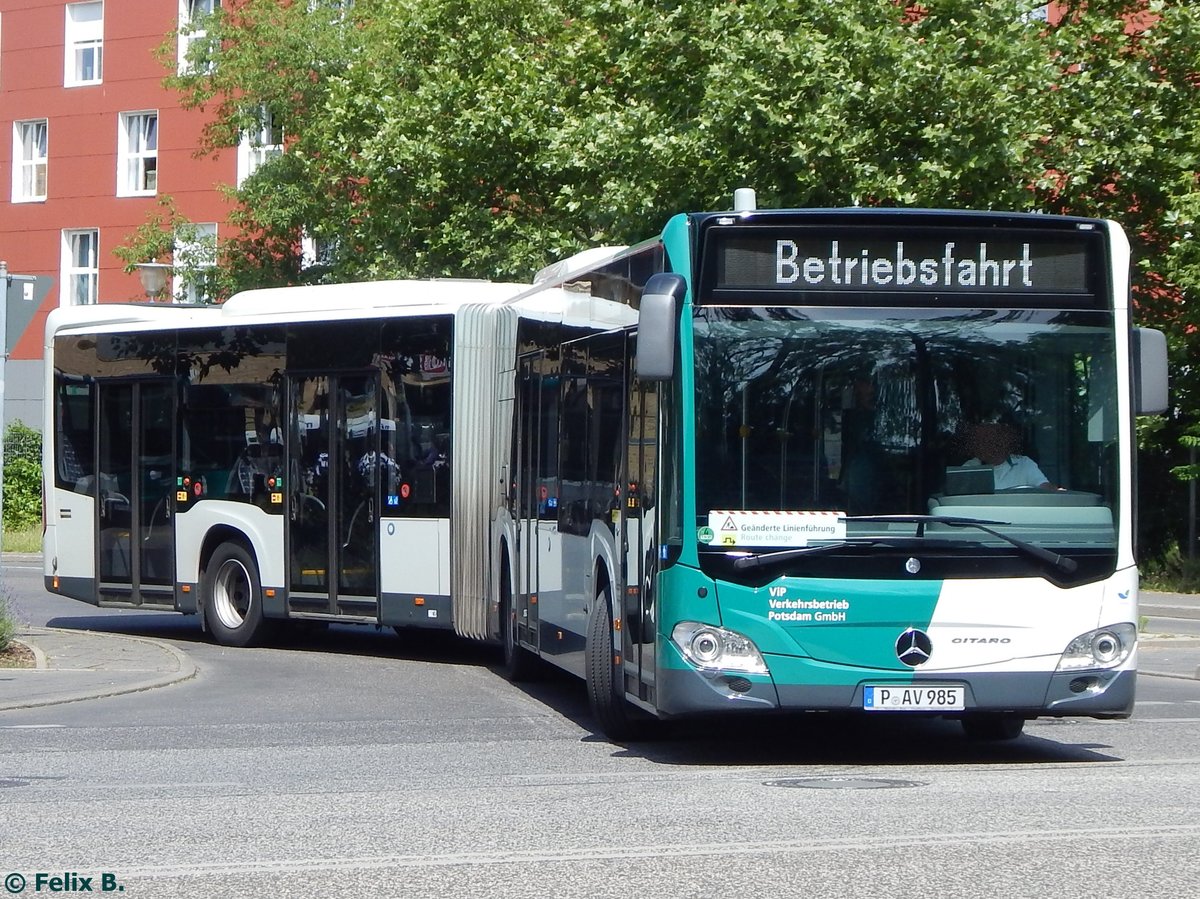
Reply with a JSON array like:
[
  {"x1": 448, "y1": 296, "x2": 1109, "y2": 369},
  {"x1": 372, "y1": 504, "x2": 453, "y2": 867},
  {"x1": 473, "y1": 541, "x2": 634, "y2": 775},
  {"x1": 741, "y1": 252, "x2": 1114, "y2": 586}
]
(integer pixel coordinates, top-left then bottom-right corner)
[
  {"x1": 1139, "y1": 589, "x2": 1200, "y2": 680},
  {"x1": 0, "y1": 627, "x2": 197, "y2": 712}
]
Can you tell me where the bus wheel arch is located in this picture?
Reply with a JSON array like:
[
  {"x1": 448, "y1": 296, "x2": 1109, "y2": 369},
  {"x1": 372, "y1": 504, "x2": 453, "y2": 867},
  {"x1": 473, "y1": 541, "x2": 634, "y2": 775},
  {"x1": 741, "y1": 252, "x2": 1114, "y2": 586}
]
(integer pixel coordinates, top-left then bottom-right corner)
[{"x1": 201, "y1": 535, "x2": 272, "y2": 648}]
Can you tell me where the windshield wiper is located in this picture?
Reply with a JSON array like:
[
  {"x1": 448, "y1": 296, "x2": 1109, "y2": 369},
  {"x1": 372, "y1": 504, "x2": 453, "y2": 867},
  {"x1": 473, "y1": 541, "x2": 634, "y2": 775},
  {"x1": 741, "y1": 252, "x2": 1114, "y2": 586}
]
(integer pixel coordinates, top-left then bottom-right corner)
[
  {"x1": 732, "y1": 538, "x2": 897, "y2": 570},
  {"x1": 844, "y1": 514, "x2": 1079, "y2": 574}
]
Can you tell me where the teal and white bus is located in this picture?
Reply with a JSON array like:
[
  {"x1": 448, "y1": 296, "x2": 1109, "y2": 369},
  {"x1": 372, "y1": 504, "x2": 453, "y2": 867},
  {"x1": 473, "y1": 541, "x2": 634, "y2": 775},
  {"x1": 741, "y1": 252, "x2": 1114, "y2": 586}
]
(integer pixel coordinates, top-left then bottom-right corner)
[{"x1": 42, "y1": 196, "x2": 1168, "y2": 741}]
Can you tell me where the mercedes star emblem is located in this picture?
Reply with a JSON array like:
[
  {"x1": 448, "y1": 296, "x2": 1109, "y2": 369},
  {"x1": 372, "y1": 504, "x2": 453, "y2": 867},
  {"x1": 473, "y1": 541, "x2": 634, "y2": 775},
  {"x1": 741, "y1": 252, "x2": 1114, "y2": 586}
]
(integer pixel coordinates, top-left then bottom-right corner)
[{"x1": 896, "y1": 627, "x2": 933, "y2": 667}]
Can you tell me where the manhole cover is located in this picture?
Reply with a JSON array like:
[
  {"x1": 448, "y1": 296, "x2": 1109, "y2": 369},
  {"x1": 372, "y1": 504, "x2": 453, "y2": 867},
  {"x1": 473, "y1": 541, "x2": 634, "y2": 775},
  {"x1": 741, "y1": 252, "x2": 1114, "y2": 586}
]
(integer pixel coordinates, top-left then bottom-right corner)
[{"x1": 764, "y1": 776, "x2": 926, "y2": 790}]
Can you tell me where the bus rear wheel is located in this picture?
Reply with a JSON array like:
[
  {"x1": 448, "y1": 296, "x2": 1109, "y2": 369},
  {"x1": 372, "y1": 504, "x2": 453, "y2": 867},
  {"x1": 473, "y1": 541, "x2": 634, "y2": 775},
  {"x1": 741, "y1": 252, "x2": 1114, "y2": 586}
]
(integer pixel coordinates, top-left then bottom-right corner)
[
  {"x1": 961, "y1": 713, "x2": 1025, "y2": 741},
  {"x1": 204, "y1": 542, "x2": 271, "y2": 648},
  {"x1": 585, "y1": 588, "x2": 644, "y2": 742},
  {"x1": 500, "y1": 554, "x2": 537, "y2": 681}
]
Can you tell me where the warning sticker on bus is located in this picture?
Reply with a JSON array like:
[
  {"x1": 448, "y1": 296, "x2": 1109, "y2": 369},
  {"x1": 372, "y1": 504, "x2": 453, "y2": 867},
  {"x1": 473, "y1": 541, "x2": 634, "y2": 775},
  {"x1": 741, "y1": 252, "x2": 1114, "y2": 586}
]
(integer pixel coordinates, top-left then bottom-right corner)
[{"x1": 705, "y1": 511, "x2": 846, "y2": 547}]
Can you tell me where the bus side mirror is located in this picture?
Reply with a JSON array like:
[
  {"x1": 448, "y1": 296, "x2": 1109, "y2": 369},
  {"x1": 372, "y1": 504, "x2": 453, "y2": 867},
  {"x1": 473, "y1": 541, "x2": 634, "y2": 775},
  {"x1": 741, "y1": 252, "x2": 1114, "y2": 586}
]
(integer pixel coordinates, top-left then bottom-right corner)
[
  {"x1": 1133, "y1": 327, "x2": 1169, "y2": 415},
  {"x1": 636, "y1": 273, "x2": 687, "y2": 382}
]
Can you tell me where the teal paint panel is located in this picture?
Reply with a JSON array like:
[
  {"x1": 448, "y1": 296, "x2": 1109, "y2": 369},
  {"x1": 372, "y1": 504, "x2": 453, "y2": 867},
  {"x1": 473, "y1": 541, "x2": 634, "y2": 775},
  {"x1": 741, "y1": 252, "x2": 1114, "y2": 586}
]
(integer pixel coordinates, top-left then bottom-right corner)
[
  {"x1": 656, "y1": 563, "x2": 721, "y2": 672},
  {"x1": 719, "y1": 577, "x2": 943, "y2": 673}
]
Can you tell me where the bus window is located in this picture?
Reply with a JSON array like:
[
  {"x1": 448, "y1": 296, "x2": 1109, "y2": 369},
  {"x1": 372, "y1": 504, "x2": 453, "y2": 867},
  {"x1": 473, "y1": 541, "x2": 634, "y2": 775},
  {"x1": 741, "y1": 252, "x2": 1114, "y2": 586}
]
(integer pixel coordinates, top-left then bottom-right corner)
[
  {"x1": 379, "y1": 316, "x2": 453, "y2": 517},
  {"x1": 181, "y1": 384, "x2": 283, "y2": 503},
  {"x1": 55, "y1": 376, "x2": 94, "y2": 490},
  {"x1": 558, "y1": 333, "x2": 627, "y2": 536}
]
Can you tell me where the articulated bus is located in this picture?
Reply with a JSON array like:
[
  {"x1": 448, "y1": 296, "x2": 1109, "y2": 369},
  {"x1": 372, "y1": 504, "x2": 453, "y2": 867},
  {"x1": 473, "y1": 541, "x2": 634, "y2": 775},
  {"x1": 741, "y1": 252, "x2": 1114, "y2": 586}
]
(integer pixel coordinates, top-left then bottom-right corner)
[{"x1": 43, "y1": 197, "x2": 1168, "y2": 741}]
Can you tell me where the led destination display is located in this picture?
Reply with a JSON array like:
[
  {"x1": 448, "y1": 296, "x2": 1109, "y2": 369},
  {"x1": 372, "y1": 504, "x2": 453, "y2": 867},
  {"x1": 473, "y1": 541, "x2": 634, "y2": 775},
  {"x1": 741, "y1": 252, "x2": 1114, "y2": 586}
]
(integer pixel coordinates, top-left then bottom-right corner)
[{"x1": 705, "y1": 227, "x2": 1101, "y2": 304}]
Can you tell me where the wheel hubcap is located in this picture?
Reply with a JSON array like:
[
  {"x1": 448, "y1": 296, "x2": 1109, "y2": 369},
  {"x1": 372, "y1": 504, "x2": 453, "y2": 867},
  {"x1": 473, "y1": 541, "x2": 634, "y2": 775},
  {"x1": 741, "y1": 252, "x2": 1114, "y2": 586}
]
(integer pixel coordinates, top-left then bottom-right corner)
[{"x1": 212, "y1": 559, "x2": 252, "y2": 630}]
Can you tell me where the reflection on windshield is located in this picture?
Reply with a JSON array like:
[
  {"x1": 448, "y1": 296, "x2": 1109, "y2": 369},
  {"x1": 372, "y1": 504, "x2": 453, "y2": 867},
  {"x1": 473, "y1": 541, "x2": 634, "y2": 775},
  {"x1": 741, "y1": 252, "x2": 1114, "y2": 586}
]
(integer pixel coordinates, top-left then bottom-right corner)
[{"x1": 692, "y1": 306, "x2": 1119, "y2": 552}]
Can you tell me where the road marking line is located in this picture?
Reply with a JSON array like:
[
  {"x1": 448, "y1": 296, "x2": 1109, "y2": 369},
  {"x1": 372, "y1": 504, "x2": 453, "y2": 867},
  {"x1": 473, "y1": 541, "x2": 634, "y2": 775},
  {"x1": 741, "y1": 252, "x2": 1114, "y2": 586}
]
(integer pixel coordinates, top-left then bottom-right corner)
[
  {"x1": 105, "y1": 824, "x2": 1200, "y2": 879},
  {"x1": 0, "y1": 724, "x2": 65, "y2": 729}
]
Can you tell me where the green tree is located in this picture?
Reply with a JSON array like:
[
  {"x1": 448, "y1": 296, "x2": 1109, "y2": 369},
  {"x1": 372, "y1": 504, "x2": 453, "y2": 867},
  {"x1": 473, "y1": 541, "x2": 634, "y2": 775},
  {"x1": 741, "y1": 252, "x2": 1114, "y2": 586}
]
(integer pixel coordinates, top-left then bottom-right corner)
[
  {"x1": 133, "y1": 0, "x2": 1199, "y2": 288},
  {"x1": 121, "y1": 0, "x2": 1199, "y2": 551}
]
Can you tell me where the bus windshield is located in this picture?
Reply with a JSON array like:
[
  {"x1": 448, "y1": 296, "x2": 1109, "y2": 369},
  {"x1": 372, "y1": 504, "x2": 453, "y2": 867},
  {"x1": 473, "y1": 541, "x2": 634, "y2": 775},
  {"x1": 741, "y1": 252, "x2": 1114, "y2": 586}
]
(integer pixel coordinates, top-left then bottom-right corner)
[{"x1": 692, "y1": 305, "x2": 1120, "y2": 570}]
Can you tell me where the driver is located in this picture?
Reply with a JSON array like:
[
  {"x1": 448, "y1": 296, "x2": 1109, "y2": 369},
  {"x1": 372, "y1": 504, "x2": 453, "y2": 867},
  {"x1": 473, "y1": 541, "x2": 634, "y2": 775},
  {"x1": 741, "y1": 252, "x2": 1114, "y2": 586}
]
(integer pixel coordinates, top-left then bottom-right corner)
[{"x1": 962, "y1": 420, "x2": 1053, "y2": 490}]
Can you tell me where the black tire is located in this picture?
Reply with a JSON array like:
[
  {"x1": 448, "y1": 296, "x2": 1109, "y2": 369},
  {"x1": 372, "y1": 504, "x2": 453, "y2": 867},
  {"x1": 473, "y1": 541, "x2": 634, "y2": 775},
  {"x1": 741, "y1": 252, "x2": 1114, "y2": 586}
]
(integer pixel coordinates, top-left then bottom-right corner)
[
  {"x1": 203, "y1": 542, "x2": 272, "y2": 648},
  {"x1": 584, "y1": 587, "x2": 643, "y2": 741},
  {"x1": 500, "y1": 554, "x2": 538, "y2": 681},
  {"x1": 961, "y1": 713, "x2": 1025, "y2": 741}
]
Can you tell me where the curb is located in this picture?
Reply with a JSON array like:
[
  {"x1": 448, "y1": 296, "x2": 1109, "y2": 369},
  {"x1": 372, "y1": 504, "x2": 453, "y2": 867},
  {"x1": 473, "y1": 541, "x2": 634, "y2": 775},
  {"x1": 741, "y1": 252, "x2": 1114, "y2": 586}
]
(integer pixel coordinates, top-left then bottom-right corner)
[
  {"x1": 11, "y1": 636, "x2": 48, "y2": 669},
  {"x1": 1140, "y1": 669, "x2": 1200, "y2": 681},
  {"x1": 1138, "y1": 633, "x2": 1200, "y2": 680},
  {"x1": 0, "y1": 628, "x2": 198, "y2": 712}
]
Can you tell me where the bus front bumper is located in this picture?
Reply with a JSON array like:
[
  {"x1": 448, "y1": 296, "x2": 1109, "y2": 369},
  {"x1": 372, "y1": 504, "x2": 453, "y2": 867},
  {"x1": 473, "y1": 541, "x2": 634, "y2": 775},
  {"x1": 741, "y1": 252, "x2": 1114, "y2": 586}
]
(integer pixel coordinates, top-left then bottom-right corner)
[{"x1": 654, "y1": 647, "x2": 1136, "y2": 719}]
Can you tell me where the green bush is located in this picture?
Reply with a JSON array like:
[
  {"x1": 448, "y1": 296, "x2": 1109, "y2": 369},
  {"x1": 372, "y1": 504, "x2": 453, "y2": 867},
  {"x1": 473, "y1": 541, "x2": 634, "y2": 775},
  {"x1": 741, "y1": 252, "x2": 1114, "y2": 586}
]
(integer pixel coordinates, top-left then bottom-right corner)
[
  {"x1": 1141, "y1": 542, "x2": 1200, "y2": 595},
  {"x1": 3, "y1": 421, "x2": 42, "y2": 531},
  {"x1": 0, "y1": 597, "x2": 14, "y2": 651}
]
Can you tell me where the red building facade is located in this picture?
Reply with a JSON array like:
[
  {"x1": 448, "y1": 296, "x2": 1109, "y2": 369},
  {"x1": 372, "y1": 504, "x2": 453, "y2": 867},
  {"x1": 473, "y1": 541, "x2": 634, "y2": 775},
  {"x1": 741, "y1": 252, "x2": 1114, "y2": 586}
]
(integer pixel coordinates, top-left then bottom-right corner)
[{"x1": 1, "y1": 0, "x2": 238, "y2": 425}]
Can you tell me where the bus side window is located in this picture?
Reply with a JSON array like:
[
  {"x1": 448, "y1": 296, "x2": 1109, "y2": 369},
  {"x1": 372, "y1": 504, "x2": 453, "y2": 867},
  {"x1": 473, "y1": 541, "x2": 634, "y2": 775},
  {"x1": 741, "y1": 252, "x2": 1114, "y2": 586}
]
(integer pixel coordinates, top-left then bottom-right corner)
[{"x1": 56, "y1": 378, "x2": 95, "y2": 491}]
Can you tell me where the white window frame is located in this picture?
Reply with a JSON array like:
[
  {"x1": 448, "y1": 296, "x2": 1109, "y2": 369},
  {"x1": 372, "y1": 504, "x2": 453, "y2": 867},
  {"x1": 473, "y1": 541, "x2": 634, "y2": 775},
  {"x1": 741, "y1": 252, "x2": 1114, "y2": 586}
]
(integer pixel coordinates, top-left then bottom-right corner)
[
  {"x1": 300, "y1": 231, "x2": 337, "y2": 270},
  {"x1": 307, "y1": 0, "x2": 354, "y2": 15},
  {"x1": 178, "y1": 0, "x2": 219, "y2": 74},
  {"x1": 236, "y1": 108, "x2": 284, "y2": 185},
  {"x1": 64, "y1": 1, "x2": 104, "y2": 87},
  {"x1": 117, "y1": 111, "x2": 158, "y2": 197},
  {"x1": 12, "y1": 119, "x2": 48, "y2": 203},
  {"x1": 61, "y1": 229, "x2": 100, "y2": 306},
  {"x1": 173, "y1": 223, "x2": 218, "y2": 304}
]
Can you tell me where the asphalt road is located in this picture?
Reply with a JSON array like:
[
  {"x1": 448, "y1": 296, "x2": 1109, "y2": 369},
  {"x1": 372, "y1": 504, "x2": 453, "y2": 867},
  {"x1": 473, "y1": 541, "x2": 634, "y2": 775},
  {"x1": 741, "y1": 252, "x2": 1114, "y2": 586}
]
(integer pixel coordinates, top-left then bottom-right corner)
[{"x1": 2, "y1": 560, "x2": 1199, "y2": 899}]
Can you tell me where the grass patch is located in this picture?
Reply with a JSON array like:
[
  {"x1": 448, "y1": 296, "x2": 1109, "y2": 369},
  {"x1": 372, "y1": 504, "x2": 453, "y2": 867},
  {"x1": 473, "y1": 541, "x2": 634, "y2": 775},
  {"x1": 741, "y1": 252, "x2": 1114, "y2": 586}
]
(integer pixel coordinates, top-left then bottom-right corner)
[{"x1": 1, "y1": 524, "x2": 41, "y2": 554}]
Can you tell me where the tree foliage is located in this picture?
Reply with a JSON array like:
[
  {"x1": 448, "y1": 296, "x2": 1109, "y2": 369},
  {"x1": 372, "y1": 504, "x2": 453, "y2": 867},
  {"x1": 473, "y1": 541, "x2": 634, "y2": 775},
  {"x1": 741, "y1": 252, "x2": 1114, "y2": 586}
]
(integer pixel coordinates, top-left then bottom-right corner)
[
  {"x1": 2, "y1": 422, "x2": 42, "y2": 532},
  {"x1": 121, "y1": 0, "x2": 1200, "y2": 548},
  {"x1": 145, "y1": 0, "x2": 1199, "y2": 291}
]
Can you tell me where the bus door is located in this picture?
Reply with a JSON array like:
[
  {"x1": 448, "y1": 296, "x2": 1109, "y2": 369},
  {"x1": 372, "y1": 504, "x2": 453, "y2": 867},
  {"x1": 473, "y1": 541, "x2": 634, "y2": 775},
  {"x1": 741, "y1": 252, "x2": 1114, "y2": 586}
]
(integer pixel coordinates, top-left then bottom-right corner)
[
  {"x1": 96, "y1": 380, "x2": 175, "y2": 606},
  {"x1": 513, "y1": 353, "x2": 551, "y2": 652},
  {"x1": 287, "y1": 373, "x2": 380, "y2": 618},
  {"x1": 623, "y1": 363, "x2": 659, "y2": 706}
]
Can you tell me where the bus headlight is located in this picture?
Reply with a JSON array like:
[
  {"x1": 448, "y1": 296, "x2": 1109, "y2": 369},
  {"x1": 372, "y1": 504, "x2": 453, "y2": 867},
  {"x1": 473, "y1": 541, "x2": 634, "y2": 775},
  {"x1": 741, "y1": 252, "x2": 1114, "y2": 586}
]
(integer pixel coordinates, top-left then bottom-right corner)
[
  {"x1": 671, "y1": 621, "x2": 768, "y2": 675},
  {"x1": 1056, "y1": 623, "x2": 1136, "y2": 671}
]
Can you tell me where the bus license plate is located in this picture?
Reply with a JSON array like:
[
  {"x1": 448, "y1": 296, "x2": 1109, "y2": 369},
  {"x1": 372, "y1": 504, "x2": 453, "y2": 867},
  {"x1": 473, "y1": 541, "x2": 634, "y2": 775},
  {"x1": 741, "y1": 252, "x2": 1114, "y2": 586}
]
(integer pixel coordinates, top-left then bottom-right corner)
[{"x1": 863, "y1": 685, "x2": 964, "y2": 711}]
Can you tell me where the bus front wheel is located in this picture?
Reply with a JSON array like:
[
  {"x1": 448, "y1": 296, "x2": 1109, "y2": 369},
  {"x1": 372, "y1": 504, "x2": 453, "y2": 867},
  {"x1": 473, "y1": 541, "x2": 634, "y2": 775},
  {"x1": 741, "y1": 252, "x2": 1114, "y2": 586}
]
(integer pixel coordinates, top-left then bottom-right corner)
[
  {"x1": 203, "y1": 542, "x2": 271, "y2": 648},
  {"x1": 585, "y1": 588, "x2": 643, "y2": 742}
]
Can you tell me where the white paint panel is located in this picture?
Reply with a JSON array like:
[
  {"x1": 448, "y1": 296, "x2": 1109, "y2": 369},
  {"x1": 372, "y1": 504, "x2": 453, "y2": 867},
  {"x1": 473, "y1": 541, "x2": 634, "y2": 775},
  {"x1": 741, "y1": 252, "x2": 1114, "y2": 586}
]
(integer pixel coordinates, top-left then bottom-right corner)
[
  {"x1": 172, "y1": 501, "x2": 285, "y2": 586},
  {"x1": 47, "y1": 488, "x2": 95, "y2": 579},
  {"x1": 924, "y1": 576, "x2": 1114, "y2": 673},
  {"x1": 380, "y1": 518, "x2": 449, "y2": 596}
]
